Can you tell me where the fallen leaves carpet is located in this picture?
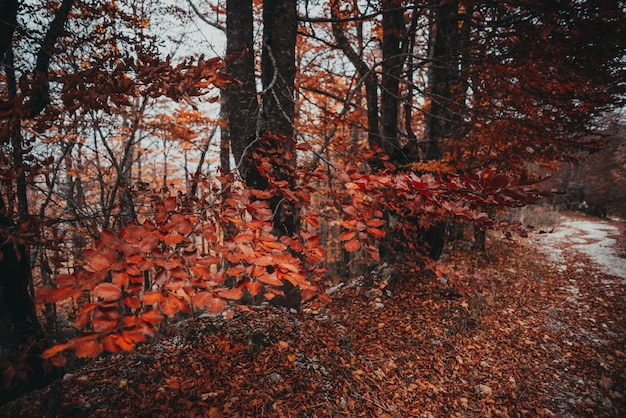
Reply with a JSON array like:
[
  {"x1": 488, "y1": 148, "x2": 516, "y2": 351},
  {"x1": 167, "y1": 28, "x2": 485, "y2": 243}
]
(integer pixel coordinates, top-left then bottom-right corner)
[{"x1": 1, "y1": 218, "x2": 625, "y2": 417}]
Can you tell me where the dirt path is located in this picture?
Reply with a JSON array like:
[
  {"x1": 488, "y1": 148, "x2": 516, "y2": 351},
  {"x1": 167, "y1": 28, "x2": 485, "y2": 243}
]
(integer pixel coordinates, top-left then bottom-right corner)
[{"x1": 526, "y1": 214, "x2": 626, "y2": 416}]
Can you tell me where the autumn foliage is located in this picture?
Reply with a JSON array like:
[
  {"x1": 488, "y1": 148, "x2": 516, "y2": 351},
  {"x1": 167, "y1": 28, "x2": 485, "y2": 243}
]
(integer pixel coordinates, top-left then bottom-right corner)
[
  {"x1": 1, "y1": 0, "x2": 624, "y2": 403},
  {"x1": 36, "y1": 135, "x2": 545, "y2": 363}
]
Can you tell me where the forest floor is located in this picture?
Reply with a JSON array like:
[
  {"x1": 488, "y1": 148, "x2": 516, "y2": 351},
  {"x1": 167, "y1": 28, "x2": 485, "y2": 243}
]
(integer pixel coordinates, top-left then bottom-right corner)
[{"x1": 1, "y1": 212, "x2": 625, "y2": 417}]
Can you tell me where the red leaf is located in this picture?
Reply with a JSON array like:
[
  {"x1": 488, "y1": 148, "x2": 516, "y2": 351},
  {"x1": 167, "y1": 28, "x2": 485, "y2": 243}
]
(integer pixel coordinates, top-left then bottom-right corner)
[
  {"x1": 171, "y1": 214, "x2": 193, "y2": 234},
  {"x1": 164, "y1": 196, "x2": 177, "y2": 211},
  {"x1": 192, "y1": 291, "x2": 228, "y2": 314},
  {"x1": 50, "y1": 354, "x2": 67, "y2": 367},
  {"x1": 318, "y1": 292, "x2": 332, "y2": 303},
  {"x1": 139, "y1": 235, "x2": 160, "y2": 253},
  {"x1": 164, "y1": 232, "x2": 185, "y2": 246},
  {"x1": 226, "y1": 264, "x2": 245, "y2": 276},
  {"x1": 344, "y1": 239, "x2": 361, "y2": 252},
  {"x1": 100, "y1": 229, "x2": 120, "y2": 247},
  {"x1": 74, "y1": 340, "x2": 103, "y2": 358},
  {"x1": 258, "y1": 271, "x2": 283, "y2": 286},
  {"x1": 154, "y1": 210, "x2": 168, "y2": 224},
  {"x1": 366, "y1": 219, "x2": 386, "y2": 227},
  {"x1": 93, "y1": 283, "x2": 123, "y2": 301},
  {"x1": 101, "y1": 335, "x2": 122, "y2": 353},
  {"x1": 92, "y1": 283, "x2": 122, "y2": 302},
  {"x1": 92, "y1": 318, "x2": 119, "y2": 333},
  {"x1": 122, "y1": 296, "x2": 142, "y2": 309},
  {"x1": 36, "y1": 285, "x2": 77, "y2": 304}
]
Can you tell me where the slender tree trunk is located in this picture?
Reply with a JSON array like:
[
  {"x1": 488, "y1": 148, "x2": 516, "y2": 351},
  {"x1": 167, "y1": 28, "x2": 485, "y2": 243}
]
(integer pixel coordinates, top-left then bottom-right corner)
[
  {"x1": 251, "y1": 0, "x2": 298, "y2": 237},
  {"x1": 330, "y1": 1, "x2": 381, "y2": 152},
  {"x1": 380, "y1": 0, "x2": 406, "y2": 162}
]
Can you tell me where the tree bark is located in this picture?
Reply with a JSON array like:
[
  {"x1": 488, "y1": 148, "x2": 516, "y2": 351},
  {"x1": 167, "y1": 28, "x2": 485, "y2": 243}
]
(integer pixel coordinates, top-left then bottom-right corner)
[
  {"x1": 223, "y1": 0, "x2": 258, "y2": 171},
  {"x1": 423, "y1": 0, "x2": 461, "y2": 161},
  {"x1": 253, "y1": 0, "x2": 298, "y2": 237},
  {"x1": 0, "y1": 0, "x2": 74, "y2": 401},
  {"x1": 380, "y1": 0, "x2": 406, "y2": 162}
]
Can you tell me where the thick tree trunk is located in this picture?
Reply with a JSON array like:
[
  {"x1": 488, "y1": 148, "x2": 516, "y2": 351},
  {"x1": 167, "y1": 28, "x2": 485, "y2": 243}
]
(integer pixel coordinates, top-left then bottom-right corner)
[
  {"x1": 423, "y1": 0, "x2": 461, "y2": 161},
  {"x1": 261, "y1": 0, "x2": 296, "y2": 139},
  {"x1": 421, "y1": 1, "x2": 463, "y2": 260},
  {"x1": 0, "y1": 0, "x2": 74, "y2": 402},
  {"x1": 223, "y1": 0, "x2": 257, "y2": 170},
  {"x1": 255, "y1": 0, "x2": 298, "y2": 237}
]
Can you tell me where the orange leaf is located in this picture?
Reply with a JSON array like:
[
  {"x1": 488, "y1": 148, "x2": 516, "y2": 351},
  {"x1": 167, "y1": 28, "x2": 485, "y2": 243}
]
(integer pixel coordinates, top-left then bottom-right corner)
[
  {"x1": 113, "y1": 335, "x2": 134, "y2": 351},
  {"x1": 235, "y1": 232, "x2": 255, "y2": 243},
  {"x1": 192, "y1": 292, "x2": 227, "y2": 313},
  {"x1": 218, "y1": 288, "x2": 244, "y2": 300},
  {"x1": 344, "y1": 239, "x2": 361, "y2": 252},
  {"x1": 164, "y1": 232, "x2": 185, "y2": 246},
  {"x1": 366, "y1": 219, "x2": 386, "y2": 227},
  {"x1": 41, "y1": 343, "x2": 70, "y2": 359},
  {"x1": 92, "y1": 318, "x2": 119, "y2": 333},
  {"x1": 171, "y1": 214, "x2": 193, "y2": 235},
  {"x1": 112, "y1": 271, "x2": 129, "y2": 287},
  {"x1": 74, "y1": 340, "x2": 103, "y2": 358},
  {"x1": 261, "y1": 241, "x2": 287, "y2": 251},
  {"x1": 318, "y1": 292, "x2": 332, "y2": 303},
  {"x1": 93, "y1": 283, "x2": 123, "y2": 301},
  {"x1": 85, "y1": 249, "x2": 111, "y2": 271},
  {"x1": 140, "y1": 309, "x2": 165, "y2": 324},
  {"x1": 122, "y1": 296, "x2": 142, "y2": 309},
  {"x1": 101, "y1": 335, "x2": 122, "y2": 353},
  {"x1": 366, "y1": 227, "x2": 385, "y2": 237},
  {"x1": 258, "y1": 271, "x2": 283, "y2": 286},
  {"x1": 154, "y1": 210, "x2": 168, "y2": 224},
  {"x1": 300, "y1": 289, "x2": 316, "y2": 302},
  {"x1": 36, "y1": 285, "x2": 76, "y2": 304},
  {"x1": 338, "y1": 230, "x2": 356, "y2": 241},
  {"x1": 226, "y1": 264, "x2": 245, "y2": 276},
  {"x1": 246, "y1": 281, "x2": 262, "y2": 297},
  {"x1": 143, "y1": 291, "x2": 165, "y2": 305}
]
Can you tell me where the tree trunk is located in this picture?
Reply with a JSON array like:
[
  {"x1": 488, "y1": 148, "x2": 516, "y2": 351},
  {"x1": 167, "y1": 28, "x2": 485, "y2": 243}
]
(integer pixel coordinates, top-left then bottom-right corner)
[
  {"x1": 421, "y1": 1, "x2": 463, "y2": 260},
  {"x1": 380, "y1": 0, "x2": 406, "y2": 162},
  {"x1": 423, "y1": 0, "x2": 461, "y2": 161},
  {"x1": 330, "y1": 0, "x2": 381, "y2": 153},
  {"x1": 223, "y1": 0, "x2": 258, "y2": 171},
  {"x1": 0, "y1": 0, "x2": 74, "y2": 401},
  {"x1": 255, "y1": 0, "x2": 298, "y2": 237}
]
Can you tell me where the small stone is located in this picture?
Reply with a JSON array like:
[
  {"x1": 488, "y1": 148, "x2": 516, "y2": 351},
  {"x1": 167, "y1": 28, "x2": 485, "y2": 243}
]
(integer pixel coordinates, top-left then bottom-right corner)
[{"x1": 475, "y1": 384, "x2": 493, "y2": 397}]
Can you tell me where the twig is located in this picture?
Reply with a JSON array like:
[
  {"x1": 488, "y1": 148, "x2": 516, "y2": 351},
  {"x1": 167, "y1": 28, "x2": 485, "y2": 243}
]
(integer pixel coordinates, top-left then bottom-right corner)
[{"x1": 512, "y1": 383, "x2": 530, "y2": 418}]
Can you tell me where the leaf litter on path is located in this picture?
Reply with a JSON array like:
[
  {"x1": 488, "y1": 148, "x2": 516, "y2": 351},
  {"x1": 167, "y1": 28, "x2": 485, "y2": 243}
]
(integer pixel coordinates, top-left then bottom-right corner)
[{"x1": 1, "y1": 214, "x2": 625, "y2": 417}]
